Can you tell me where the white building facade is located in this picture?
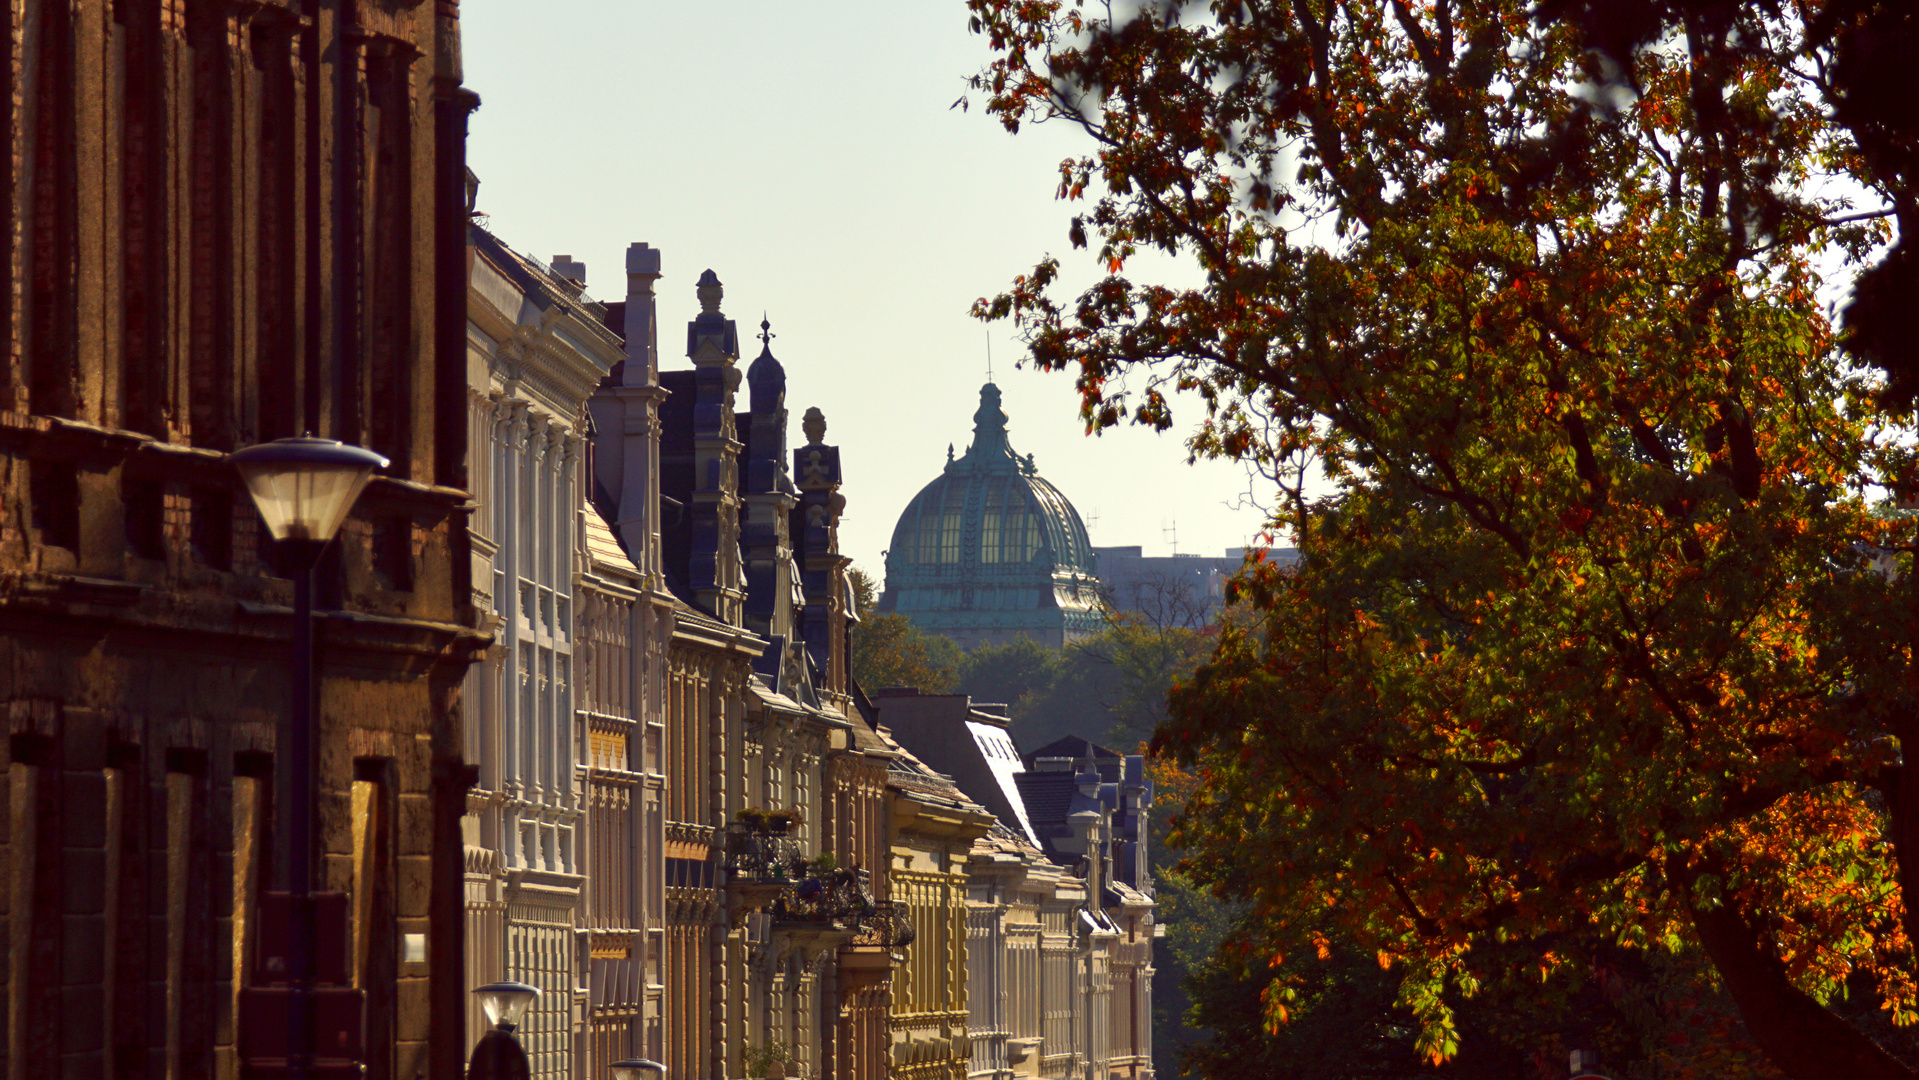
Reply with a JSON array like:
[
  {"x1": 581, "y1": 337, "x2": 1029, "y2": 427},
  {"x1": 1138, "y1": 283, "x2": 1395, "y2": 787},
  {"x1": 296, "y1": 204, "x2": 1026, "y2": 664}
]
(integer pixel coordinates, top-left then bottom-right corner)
[{"x1": 462, "y1": 231, "x2": 628, "y2": 1080}]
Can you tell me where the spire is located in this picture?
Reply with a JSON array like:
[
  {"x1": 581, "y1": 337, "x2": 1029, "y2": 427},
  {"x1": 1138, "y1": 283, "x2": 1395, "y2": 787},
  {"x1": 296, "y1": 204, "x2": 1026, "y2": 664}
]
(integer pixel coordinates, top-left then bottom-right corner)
[
  {"x1": 967, "y1": 382, "x2": 1013, "y2": 461},
  {"x1": 747, "y1": 313, "x2": 785, "y2": 415}
]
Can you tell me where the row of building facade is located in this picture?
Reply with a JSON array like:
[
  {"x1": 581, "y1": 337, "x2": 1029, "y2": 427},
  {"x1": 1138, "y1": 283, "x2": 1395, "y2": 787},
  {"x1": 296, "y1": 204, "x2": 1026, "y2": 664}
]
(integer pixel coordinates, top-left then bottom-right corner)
[
  {"x1": 0, "y1": 0, "x2": 1152, "y2": 1075},
  {"x1": 460, "y1": 227, "x2": 1157, "y2": 1080}
]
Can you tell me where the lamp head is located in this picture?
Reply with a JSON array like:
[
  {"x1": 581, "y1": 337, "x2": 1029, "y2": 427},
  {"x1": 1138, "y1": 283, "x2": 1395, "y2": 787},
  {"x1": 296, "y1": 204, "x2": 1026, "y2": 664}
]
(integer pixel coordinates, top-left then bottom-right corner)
[
  {"x1": 472, "y1": 980, "x2": 540, "y2": 1031},
  {"x1": 230, "y1": 435, "x2": 389, "y2": 543},
  {"x1": 609, "y1": 1059, "x2": 666, "y2": 1080}
]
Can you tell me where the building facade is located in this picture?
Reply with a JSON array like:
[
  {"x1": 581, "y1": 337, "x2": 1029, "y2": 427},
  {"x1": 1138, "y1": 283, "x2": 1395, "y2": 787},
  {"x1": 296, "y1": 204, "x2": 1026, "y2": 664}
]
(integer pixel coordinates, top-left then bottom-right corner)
[
  {"x1": 589, "y1": 255, "x2": 912, "y2": 1080},
  {"x1": 1091, "y1": 545, "x2": 1298, "y2": 629},
  {"x1": 884, "y1": 746, "x2": 998, "y2": 1080},
  {"x1": 461, "y1": 230, "x2": 633, "y2": 1077},
  {"x1": 879, "y1": 384, "x2": 1104, "y2": 650},
  {"x1": 0, "y1": 3, "x2": 482, "y2": 1077},
  {"x1": 875, "y1": 695, "x2": 1158, "y2": 1080}
]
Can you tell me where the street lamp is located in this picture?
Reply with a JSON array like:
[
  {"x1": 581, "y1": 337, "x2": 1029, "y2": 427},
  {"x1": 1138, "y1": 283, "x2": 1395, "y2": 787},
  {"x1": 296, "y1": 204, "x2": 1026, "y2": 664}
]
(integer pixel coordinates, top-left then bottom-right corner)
[
  {"x1": 231, "y1": 434, "x2": 387, "y2": 1079},
  {"x1": 468, "y1": 981, "x2": 541, "y2": 1080},
  {"x1": 609, "y1": 1059, "x2": 667, "y2": 1080}
]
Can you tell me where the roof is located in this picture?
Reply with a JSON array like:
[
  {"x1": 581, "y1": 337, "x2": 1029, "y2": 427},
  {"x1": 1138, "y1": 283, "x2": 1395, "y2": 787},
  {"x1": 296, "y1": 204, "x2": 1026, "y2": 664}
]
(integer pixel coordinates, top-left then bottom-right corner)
[
  {"x1": 881, "y1": 732, "x2": 989, "y2": 816},
  {"x1": 877, "y1": 384, "x2": 1104, "y2": 635},
  {"x1": 1014, "y1": 770, "x2": 1077, "y2": 829},
  {"x1": 582, "y1": 500, "x2": 637, "y2": 577},
  {"x1": 1027, "y1": 734, "x2": 1123, "y2": 762}
]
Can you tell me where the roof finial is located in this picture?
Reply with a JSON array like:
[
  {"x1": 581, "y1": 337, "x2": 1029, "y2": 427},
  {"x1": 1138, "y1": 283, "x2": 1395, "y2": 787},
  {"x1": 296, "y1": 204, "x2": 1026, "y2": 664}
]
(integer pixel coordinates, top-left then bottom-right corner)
[
  {"x1": 986, "y1": 329, "x2": 994, "y2": 383},
  {"x1": 758, "y1": 312, "x2": 774, "y2": 348}
]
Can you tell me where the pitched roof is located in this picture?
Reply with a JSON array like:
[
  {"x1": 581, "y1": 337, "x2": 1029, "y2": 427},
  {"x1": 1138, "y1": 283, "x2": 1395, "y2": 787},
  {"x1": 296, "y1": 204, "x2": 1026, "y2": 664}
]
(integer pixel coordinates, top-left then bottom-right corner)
[
  {"x1": 582, "y1": 500, "x2": 637, "y2": 577},
  {"x1": 1014, "y1": 771, "x2": 1078, "y2": 828},
  {"x1": 1026, "y1": 734, "x2": 1123, "y2": 762}
]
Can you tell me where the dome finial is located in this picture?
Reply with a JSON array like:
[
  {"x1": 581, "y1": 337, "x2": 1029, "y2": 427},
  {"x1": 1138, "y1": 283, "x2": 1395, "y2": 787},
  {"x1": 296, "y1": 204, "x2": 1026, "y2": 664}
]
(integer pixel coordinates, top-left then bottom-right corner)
[{"x1": 968, "y1": 382, "x2": 1012, "y2": 460}]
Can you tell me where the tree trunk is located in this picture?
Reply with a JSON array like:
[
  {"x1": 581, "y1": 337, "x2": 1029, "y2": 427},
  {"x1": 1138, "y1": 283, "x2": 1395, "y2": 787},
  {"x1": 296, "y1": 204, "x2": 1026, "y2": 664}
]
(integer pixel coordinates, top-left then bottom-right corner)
[{"x1": 1688, "y1": 895, "x2": 1916, "y2": 1080}]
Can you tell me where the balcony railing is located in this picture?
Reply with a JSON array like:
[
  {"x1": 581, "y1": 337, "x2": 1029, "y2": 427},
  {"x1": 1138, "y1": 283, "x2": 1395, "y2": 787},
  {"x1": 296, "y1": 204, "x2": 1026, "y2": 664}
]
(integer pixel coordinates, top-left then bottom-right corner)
[{"x1": 724, "y1": 822, "x2": 908, "y2": 946}]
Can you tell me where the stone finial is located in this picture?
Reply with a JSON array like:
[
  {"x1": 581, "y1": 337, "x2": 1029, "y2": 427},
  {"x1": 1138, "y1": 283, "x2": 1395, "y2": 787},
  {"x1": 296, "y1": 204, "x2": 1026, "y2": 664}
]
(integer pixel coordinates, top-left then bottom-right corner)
[
  {"x1": 802, "y1": 407, "x2": 826, "y2": 446},
  {"x1": 696, "y1": 269, "x2": 723, "y2": 314}
]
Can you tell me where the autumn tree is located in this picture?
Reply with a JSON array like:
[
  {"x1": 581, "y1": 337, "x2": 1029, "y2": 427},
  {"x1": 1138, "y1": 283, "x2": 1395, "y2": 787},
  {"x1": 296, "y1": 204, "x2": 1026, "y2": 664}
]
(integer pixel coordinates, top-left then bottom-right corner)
[
  {"x1": 963, "y1": 0, "x2": 1919, "y2": 1077},
  {"x1": 849, "y1": 567, "x2": 963, "y2": 693}
]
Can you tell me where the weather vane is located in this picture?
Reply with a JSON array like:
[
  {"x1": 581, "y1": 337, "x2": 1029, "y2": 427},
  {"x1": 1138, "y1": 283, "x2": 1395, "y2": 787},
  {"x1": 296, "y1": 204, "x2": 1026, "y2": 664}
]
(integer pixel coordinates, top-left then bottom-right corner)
[
  {"x1": 759, "y1": 312, "x2": 775, "y2": 348},
  {"x1": 986, "y1": 329, "x2": 994, "y2": 382}
]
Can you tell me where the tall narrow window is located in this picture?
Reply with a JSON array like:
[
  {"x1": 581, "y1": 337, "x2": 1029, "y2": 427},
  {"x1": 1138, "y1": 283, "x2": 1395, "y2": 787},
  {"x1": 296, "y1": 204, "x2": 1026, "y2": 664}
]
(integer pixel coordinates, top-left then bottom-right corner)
[
  {"x1": 7, "y1": 734, "x2": 56, "y2": 1079},
  {"x1": 372, "y1": 516, "x2": 413, "y2": 592},
  {"x1": 27, "y1": 0, "x2": 78, "y2": 419},
  {"x1": 250, "y1": 22, "x2": 298, "y2": 441},
  {"x1": 119, "y1": 0, "x2": 167, "y2": 436},
  {"x1": 350, "y1": 761, "x2": 395, "y2": 1080},
  {"x1": 185, "y1": 3, "x2": 235, "y2": 448},
  {"x1": 163, "y1": 752, "x2": 211, "y2": 1080},
  {"x1": 364, "y1": 51, "x2": 413, "y2": 475},
  {"x1": 228, "y1": 754, "x2": 270, "y2": 1075},
  {"x1": 190, "y1": 486, "x2": 232, "y2": 570},
  {"x1": 107, "y1": 742, "x2": 149, "y2": 1080},
  {"x1": 29, "y1": 460, "x2": 79, "y2": 551},
  {"x1": 125, "y1": 478, "x2": 165, "y2": 560}
]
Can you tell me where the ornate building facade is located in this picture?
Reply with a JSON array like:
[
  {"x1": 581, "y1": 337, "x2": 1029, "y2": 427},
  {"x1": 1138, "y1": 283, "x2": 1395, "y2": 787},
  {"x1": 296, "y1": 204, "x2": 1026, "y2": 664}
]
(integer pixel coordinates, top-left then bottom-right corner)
[
  {"x1": 875, "y1": 695, "x2": 1158, "y2": 1080},
  {"x1": 590, "y1": 255, "x2": 914, "y2": 1080},
  {"x1": 880, "y1": 384, "x2": 1105, "y2": 649},
  {"x1": 0, "y1": 3, "x2": 482, "y2": 1077},
  {"x1": 883, "y1": 745, "x2": 998, "y2": 1080},
  {"x1": 461, "y1": 230, "x2": 632, "y2": 1078}
]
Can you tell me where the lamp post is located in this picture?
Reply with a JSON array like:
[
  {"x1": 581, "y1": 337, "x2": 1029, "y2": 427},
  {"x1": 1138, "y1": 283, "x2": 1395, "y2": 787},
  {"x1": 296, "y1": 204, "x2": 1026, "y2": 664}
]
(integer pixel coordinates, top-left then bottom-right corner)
[
  {"x1": 468, "y1": 981, "x2": 541, "y2": 1080},
  {"x1": 231, "y1": 435, "x2": 388, "y2": 1078}
]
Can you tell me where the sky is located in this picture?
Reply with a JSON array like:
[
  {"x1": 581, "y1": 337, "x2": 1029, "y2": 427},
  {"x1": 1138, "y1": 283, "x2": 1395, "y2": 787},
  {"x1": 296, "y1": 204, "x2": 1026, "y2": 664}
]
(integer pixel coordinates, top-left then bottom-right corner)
[{"x1": 459, "y1": 1, "x2": 1274, "y2": 578}]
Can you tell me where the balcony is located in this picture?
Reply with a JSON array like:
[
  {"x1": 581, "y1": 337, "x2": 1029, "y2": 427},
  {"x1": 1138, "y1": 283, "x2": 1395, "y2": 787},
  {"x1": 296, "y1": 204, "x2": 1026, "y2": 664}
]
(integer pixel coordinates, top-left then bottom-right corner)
[{"x1": 723, "y1": 818, "x2": 912, "y2": 951}]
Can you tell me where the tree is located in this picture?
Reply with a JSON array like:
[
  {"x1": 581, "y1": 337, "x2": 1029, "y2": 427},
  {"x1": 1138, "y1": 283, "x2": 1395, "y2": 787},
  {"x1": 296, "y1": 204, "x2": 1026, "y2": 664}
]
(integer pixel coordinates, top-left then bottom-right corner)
[
  {"x1": 848, "y1": 567, "x2": 964, "y2": 693},
  {"x1": 1010, "y1": 615, "x2": 1213, "y2": 748},
  {"x1": 955, "y1": 635, "x2": 1064, "y2": 712},
  {"x1": 963, "y1": 1, "x2": 1919, "y2": 1076}
]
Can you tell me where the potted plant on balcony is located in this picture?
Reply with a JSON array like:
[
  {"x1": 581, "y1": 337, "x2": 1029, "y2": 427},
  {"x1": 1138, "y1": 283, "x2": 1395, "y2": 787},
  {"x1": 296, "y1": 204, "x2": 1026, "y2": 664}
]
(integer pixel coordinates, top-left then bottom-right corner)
[
  {"x1": 765, "y1": 806, "x2": 804, "y2": 834},
  {"x1": 742, "y1": 1040, "x2": 794, "y2": 1080},
  {"x1": 736, "y1": 807, "x2": 773, "y2": 833}
]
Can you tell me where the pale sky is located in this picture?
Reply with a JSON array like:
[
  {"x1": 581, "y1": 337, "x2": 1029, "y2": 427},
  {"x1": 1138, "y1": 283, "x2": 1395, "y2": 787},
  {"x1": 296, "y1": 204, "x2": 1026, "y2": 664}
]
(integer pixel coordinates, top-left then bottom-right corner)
[{"x1": 459, "y1": 1, "x2": 1273, "y2": 578}]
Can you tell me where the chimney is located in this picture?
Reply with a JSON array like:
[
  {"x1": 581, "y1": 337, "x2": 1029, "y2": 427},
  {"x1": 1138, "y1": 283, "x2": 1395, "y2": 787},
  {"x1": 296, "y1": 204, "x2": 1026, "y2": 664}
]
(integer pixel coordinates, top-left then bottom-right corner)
[
  {"x1": 622, "y1": 243, "x2": 662, "y2": 388},
  {"x1": 550, "y1": 255, "x2": 586, "y2": 286}
]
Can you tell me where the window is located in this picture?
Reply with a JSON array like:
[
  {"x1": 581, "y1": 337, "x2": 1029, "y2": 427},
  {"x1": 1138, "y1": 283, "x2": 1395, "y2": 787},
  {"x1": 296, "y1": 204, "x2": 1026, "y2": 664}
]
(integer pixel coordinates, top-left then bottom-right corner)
[
  {"x1": 191, "y1": 486, "x2": 232, "y2": 570},
  {"x1": 372, "y1": 516, "x2": 413, "y2": 591},
  {"x1": 29, "y1": 460, "x2": 79, "y2": 550},
  {"x1": 939, "y1": 511, "x2": 962, "y2": 563},
  {"x1": 125, "y1": 479, "x2": 165, "y2": 559}
]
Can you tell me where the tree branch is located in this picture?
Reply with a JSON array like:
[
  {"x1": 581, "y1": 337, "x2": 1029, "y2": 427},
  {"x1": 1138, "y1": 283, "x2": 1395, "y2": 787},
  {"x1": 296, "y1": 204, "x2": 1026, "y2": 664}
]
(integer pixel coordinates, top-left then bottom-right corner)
[{"x1": 1683, "y1": 872, "x2": 1917, "y2": 1080}]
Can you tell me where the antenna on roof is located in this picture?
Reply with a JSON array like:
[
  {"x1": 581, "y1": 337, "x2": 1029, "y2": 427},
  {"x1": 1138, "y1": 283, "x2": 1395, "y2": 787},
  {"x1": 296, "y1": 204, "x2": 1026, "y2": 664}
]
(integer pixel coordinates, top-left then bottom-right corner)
[
  {"x1": 1164, "y1": 519, "x2": 1179, "y2": 556},
  {"x1": 1087, "y1": 507, "x2": 1100, "y2": 536}
]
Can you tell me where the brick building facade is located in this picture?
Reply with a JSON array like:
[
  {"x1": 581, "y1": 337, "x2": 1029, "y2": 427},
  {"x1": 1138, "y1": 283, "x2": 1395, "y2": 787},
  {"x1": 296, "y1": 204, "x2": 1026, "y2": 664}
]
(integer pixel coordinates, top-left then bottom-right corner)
[{"x1": 0, "y1": 2, "x2": 482, "y2": 1077}]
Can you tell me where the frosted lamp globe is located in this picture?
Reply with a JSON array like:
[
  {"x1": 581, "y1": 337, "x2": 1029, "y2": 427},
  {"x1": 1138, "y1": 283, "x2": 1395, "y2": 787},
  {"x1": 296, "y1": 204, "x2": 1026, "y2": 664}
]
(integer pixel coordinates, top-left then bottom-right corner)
[
  {"x1": 472, "y1": 981, "x2": 540, "y2": 1030},
  {"x1": 230, "y1": 435, "x2": 388, "y2": 542}
]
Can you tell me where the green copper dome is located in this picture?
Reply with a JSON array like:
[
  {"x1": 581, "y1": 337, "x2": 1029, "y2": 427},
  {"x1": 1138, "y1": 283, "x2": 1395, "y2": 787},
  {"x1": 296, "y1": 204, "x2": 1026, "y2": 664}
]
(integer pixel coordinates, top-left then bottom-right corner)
[{"x1": 879, "y1": 384, "x2": 1105, "y2": 650}]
